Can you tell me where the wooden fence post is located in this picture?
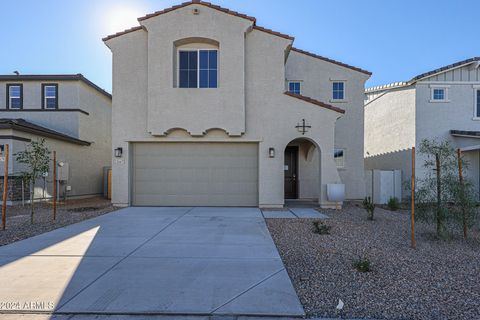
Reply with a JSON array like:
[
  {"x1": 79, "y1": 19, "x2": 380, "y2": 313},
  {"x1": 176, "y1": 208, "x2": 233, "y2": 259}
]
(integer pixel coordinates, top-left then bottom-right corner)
[
  {"x1": 411, "y1": 146, "x2": 416, "y2": 249},
  {"x1": 2, "y1": 144, "x2": 8, "y2": 230},
  {"x1": 457, "y1": 148, "x2": 467, "y2": 239},
  {"x1": 53, "y1": 151, "x2": 57, "y2": 221}
]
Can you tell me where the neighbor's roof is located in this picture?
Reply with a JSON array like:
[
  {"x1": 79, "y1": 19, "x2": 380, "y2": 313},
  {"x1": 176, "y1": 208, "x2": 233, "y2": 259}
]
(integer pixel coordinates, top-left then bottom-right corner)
[
  {"x1": 284, "y1": 92, "x2": 345, "y2": 114},
  {"x1": 366, "y1": 57, "x2": 480, "y2": 93},
  {"x1": 102, "y1": 1, "x2": 369, "y2": 75},
  {"x1": 0, "y1": 74, "x2": 111, "y2": 99},
  {"x1": 0, "y1": 119, "x2": 91, "y2": 146},
  {"x1": 450, "y1": 130, "x2": 480, "y2": 139}
]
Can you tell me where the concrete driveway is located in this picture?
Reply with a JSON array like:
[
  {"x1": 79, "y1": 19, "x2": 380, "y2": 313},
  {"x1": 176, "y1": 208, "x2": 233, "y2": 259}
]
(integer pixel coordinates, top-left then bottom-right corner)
[{"x1": 0, "y1": 207, "x2": 304, "y2": 318}]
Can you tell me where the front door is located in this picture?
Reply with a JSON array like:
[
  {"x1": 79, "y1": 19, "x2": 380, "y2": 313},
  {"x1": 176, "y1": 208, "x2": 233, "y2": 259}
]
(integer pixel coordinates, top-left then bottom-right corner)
[{"x1": 284, "y1": 147, "x2": 298, "y2": 199}]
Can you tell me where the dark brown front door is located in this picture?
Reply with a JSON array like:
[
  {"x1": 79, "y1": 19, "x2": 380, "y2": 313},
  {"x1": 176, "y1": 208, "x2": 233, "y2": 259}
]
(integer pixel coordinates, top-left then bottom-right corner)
[{"x1": 284, "y1": 147, "x2": 298, "y2": 199}]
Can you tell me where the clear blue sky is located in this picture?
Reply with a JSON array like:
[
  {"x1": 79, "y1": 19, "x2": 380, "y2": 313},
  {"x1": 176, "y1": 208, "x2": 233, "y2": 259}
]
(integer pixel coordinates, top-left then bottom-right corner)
[{"x1": 1, "y1": 0, "x2": 478, "y2": 93}]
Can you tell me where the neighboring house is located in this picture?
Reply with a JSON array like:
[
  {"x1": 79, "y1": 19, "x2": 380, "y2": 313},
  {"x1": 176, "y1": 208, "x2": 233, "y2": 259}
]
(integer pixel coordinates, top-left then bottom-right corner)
[
  {"x1": 365, "y1": 57, "x2": 480, "y2": 199},
  {"x1": 0, "y1": 74, "x2": 112, "y2": 202},
  {"x1": 103, "y1": 1, "x2": 370, "y2": 208}
]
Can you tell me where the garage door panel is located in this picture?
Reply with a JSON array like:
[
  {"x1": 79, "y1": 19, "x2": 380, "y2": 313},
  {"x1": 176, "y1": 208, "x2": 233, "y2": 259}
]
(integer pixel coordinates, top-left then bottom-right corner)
[{"x1": 132, "y1": 143, "x2": 258, "y2": 206}]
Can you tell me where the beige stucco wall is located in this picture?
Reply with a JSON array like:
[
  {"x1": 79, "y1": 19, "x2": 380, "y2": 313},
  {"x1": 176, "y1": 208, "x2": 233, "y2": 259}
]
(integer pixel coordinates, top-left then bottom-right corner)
[
  {"x1": 285, "y1": 51, "x2": 370, "y2": 199},
  {"x1": 106, "y1": 4, "x2": 344, "y2": 208},
  {"x1": 0, "y1": 79, "x2": 112, "y2": 199}
]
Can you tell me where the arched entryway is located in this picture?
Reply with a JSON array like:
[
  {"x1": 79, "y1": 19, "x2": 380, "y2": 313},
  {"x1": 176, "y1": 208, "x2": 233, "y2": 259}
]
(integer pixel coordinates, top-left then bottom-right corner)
[{"x1": 284, "y1": 138, "x2": 321, "y2": 201}]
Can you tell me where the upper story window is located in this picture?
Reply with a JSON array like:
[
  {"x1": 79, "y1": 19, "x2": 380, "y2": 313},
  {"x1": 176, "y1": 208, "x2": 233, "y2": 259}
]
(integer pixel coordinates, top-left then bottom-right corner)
[
  {"x1": 429, "y1": 85, "x2": 449, "y2": 102},
  {"x1": 334, "y1": 148, "x2": 345, "y2": 168},
  {"x1": 476, "y1": 89, "x2": 480, "y2": 118},
  {"x1": 6, "y1": 84, "x2": 22, "y2": 109},
  {"x1": 432, "y1": 88, "x2": 445, "y2": 100},
  {"x1": 178, "y1": 49, "x2": 218, "y2": 88},
  {"x1": 42, "y1": 84, "x2": 58, "y2": 109},
  {"x1": 288, "y1": 82, "x2": 301, "y2": 95},
  {"x1": 332, "y1": 82, "x2": 345, "y2": 100}
]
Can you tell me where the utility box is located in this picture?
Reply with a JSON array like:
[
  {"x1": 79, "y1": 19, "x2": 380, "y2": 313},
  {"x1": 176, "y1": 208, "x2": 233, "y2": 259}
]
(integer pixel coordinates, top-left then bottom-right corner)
[{"x1": 57, "y1": 162, "x2": 69, "y2": 181}]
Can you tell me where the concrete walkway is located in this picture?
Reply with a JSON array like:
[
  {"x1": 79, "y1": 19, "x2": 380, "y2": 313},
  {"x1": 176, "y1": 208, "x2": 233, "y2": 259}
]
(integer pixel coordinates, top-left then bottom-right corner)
[{"x1": 0, "y1": 207, "x2": 304, "y2": 318}]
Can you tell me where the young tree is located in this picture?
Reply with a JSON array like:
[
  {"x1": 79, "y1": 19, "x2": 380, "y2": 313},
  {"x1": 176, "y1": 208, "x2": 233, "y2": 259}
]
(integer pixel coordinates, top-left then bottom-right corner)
[
  {"x1": 15, "y1": 139, "x2": 50, "y2": 224},
  {"x1": 415, "y1": 139, "x2": 479, "y2": 238}
]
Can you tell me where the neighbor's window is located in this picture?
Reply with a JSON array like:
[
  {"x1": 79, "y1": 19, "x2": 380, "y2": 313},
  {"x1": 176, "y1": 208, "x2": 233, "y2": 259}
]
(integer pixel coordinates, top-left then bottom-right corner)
[
  {"x1": 334, "y1": 149, "x2": 345, "y2": 168},
  {"x1": 43, "y1": 84, "x2": 58, "y2": 109},
  {"x1": 476, "y1": 90, "x2": 480, "y2": 118},
  {"x1": 7, "y1": 84, "x2": 22, "y2": 109},
  {"x1": 332, "y1": 82, "x2": 345, "y2": 100},
  {"x1": 179, "y1": 49, "x2": 217, "y2": 88},
  {"x1": 432, "y1": 88, "x2": 445, "y2": 101},
  {"x1": 288, "y1": 82, "x2": 301, "y2": 95}
]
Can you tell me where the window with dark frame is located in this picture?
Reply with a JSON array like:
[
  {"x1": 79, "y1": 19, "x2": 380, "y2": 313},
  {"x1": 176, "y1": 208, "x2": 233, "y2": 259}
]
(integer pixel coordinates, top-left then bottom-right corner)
[
  {"x1": 334, "y1": 148, "x2": 345, "y2": 168},
  {"x1": 288, "y1": 82, "x2": 301, "y2": 94},
  {"x1": 43, "y1": 84, "x2": 58, "y2": 109},
  {"x1": 7, "y1": 84, "x2": 22, "y2": 109},
  {"x1": 477, "y1": 90, "x2": 480, "y2": 118},
  {"x1": 332, "y1": 82, "x2": 344, "y2": 100},
  {"x1": 179, "y1": 49, "x2": 217, "y2": 88}
]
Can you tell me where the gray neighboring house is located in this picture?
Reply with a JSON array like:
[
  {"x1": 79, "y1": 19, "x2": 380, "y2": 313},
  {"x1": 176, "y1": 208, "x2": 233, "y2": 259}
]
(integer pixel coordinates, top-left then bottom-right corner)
[
  {"x1": 0, "y1": 74, "x2": 112, "y2": 202},
  {"x1": 365, "y1": 57, "x2": 480, "y2": 199},
  {"x1": 104, "y1": 1, "x2": 370, "y2": 208}
]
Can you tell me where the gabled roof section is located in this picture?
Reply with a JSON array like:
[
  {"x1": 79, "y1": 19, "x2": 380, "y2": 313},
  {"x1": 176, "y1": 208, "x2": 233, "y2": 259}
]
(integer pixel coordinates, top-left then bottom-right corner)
[
  {"x1": 291, "y1": 47, "x2": 372, "y2": 76},
  {"x1": 138, "y1": 0, "x2": 256, "y2": 23},
  {"x1": 252, "y1": 26, "x2": 294, "y2": 41},
  {"x1": 412, "y1": 57, "x2": 480, "y2": 81},
  {"x1": 102, "y1": 26, "x2": 144, "y2": 42},
  {"x1": 366, "y1": 57, "x2": 480, "y2": 93},
  {"x1": 0, "y1": 119, "x2": 91, "y2": 146},
  {"x1": 284, "y1": 92, "x2": 345, "y2": 114},
  {"x1": 0, "y1": 74, "x2": 111, "y2": 99}
]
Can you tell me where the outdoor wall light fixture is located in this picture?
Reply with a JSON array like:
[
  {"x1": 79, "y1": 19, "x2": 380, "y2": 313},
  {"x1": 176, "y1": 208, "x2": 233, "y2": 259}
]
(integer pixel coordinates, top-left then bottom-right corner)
[
  {"x1": 268, "y1": 147, "x2": 275, "y2": 158},
  {"x1": 114, "y1": 147, "x2": 123, "y2": 158}
]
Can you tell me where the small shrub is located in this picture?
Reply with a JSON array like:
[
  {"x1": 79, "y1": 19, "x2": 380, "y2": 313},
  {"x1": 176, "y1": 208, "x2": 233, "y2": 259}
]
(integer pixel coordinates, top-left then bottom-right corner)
[
  {"x1": 312, "y1": 221, "x2": 331, "y2": 234},
  {"x1": 363, "y1": 196, "x2": 375, "y2": 220},
  {"x1": 353, "y1": 256, "x2": 371, "y2": 272},
  {"x1": 387, "y1": 197, "x2": 400, "y2": 211}
]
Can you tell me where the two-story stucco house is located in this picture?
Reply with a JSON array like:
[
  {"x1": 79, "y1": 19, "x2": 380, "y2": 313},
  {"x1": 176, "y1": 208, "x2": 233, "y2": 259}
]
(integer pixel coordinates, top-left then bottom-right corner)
[
  {"x1": 104, "y1": 1, "x2": 371, "y2": 208},
  {"x1": 0, "y1": 74, "x2": 112, "y2": 202},
  {"x1": 365, "y1": 57, "x2": 480, "y2": 198}
]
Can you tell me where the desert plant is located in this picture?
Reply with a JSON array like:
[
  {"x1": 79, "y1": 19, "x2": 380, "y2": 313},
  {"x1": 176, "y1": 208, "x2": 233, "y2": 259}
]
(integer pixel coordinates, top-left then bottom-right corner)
[
  {"x1": 15, "y1": 139, "x2": 50, "y2": 224},
  {"x1": 387, "y1": 197, "x2": 400, "y2": 211},
  {"x1": 312, "y1": 220, "x2": 331, "y2": 234},
  {"x1": 353, "y1": 256, "x2": 371, "y2": 272},
  {"x1": 415, "y1": 139, "x2": 479, "y2": 239},
  {"x1": 363, "y1": 196, "x2": 375, "y2": 220}
]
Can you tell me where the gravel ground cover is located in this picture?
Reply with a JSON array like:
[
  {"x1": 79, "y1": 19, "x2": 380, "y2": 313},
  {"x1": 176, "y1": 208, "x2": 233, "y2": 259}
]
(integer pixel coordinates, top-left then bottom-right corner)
[
  {"x1": 0, "y1": 197, "x2": 116, "y2": 246},
  {"x1": 267, "y1": 203, "x2": 480, "y2": 320}
]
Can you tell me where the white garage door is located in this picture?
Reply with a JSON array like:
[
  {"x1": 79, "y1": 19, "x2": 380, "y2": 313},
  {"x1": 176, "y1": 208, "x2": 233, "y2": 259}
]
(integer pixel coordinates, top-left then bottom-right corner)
[{"x1": 132, "y1": 142, "x2": 258, "y2": 206}]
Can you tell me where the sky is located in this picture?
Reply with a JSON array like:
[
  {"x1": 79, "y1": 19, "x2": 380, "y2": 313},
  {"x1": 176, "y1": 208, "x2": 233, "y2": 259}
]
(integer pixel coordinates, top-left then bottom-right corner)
[{"x1": 1, "y1": 0, "x2": 479, "y2": 93}]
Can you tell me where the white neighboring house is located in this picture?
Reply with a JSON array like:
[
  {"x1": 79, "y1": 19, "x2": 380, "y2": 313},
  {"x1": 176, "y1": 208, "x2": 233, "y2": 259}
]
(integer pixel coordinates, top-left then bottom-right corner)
[
  {"x1": 365, "y1": 57, "x2": 480, "y2": 199},
  {"x1": 0, "y1": 74, "x2": 112, "y2": 202},
  {"x1": 104, "y1": 1, "x2": 371, "y2": 208}
]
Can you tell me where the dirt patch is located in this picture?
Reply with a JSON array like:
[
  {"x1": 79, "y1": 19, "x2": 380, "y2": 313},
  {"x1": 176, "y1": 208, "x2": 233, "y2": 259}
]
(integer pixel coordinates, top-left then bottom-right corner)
[
  {"x1": 267, "y1": 202, "x2": 480, "y2": 320},
  {"x1": 0, "y1": 197, "x2": 118, "y2": 246}
]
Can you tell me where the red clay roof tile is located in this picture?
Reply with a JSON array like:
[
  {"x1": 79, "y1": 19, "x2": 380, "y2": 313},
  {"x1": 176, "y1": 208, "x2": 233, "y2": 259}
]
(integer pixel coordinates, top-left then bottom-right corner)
[{"x1": 284, "y1": 91, "x2": 345, "y2": 114}]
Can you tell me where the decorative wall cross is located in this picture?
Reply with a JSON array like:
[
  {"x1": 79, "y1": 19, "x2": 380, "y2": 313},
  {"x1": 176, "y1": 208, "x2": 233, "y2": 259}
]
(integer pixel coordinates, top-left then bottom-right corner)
[{"x1": 295, "y1": 119, "x2": 311, "y2": 135}]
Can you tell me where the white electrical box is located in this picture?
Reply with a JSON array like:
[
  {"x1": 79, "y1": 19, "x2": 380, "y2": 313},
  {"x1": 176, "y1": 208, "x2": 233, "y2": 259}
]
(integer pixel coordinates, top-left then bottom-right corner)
[{"x1": 57, "y1": 162, "x2": 69, "y2": 181}]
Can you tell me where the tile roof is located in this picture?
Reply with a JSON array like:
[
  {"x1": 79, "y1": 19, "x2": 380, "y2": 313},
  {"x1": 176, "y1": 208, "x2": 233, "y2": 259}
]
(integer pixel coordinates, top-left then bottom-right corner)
[
  {"x1": 102, "y1": 1, "x2": 369, "y2": 79},
  {"x1": 102, "y1": 26, "x2": 143, "y2": 42},
  {"x1": 252, "y1": 25, "x2": 294, "y2": 41},
  {"x1": 0, "y1": 74, "x2": 111, "y2": 99},
  {"x1": 138, "y1": 0, "x2": 256, "y2": 23},
  {"x1": 0, "y1": 119, "x2": 91, "y2": 145},
  {"x1": 411, "y1": 57, "x2": 480, "y2": 81},
  {"x1": 284, "y1": 92, "x2": 345, "y2": 114},
  {"x1": 366, "y1": 57, "x2": 480, "y2": 93},
  {"x1": 291, "y1": 47, "x2": 372, "y2": 76}
]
